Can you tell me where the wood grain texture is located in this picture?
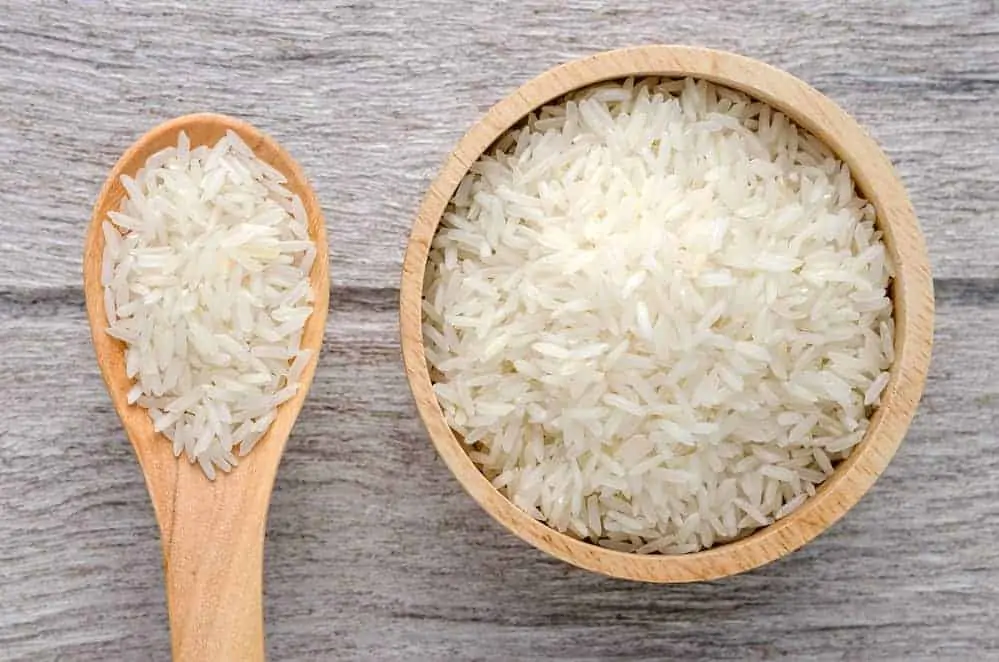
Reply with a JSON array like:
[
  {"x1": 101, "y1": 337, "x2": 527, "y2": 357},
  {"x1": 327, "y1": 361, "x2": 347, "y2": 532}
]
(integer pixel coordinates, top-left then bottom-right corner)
[
  {"x1": 400, "y1": 45, "x2": 934, "y2": 582},
  {"x1": 0, "y1": 0, "x2": 996, "y2": 292},
  {"x1": 82, "y1": 113, "x2": 329, "y2": 661},
  {"x1": 0, "y1": 0, "x2": 997, "y2": 660},
  {"x1": 2, "y1": 293, "x2": 998, "y2": 660}
]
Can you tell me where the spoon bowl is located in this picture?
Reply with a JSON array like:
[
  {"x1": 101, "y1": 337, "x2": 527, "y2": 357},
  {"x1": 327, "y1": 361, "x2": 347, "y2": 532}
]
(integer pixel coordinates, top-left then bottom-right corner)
[{"x1": 83, "y1": 113, "x2": 328, "y2": 660}]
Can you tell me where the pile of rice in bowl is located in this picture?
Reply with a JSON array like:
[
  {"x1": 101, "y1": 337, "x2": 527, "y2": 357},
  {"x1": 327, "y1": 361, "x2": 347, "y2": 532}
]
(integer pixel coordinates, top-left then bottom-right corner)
[{"x1": 422, "y1": 78, "x2": 894, "y2": 554}]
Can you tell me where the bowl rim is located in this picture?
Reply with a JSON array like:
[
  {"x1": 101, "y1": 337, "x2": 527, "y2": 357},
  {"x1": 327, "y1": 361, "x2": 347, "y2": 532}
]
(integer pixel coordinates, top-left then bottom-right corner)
[{"x1": 399, "y1": 45, "x2": 934, "y2": 582}]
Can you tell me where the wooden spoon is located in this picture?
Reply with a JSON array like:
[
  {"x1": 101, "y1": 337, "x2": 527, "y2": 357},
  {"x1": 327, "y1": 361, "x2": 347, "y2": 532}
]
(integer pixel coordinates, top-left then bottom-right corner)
[{"x1": 83, "y1": 113, "x2": 329, "y2": 660}]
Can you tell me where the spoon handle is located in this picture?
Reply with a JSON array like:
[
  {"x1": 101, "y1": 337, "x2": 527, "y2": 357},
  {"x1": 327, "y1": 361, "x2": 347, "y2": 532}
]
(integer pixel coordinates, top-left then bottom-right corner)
[{"x1": 154, "y1": 467, "x2": 271, "y2": 661}]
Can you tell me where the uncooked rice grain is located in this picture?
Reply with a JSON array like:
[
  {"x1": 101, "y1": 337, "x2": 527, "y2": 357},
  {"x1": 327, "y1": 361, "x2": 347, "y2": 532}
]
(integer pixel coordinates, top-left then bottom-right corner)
[
  {"x1": 423, "y1": 78, "x2": 894, "y2": 553},
  {"x1": 103, "y1": 130, "x2": 315, "y2": 479}
]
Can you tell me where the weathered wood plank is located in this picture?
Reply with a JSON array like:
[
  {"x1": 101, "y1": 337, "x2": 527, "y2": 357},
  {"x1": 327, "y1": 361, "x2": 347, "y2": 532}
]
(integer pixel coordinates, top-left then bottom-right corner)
[
  {"x1": 0, "y1": 291, "x2": 996, "y2": 660},
  {"x1": 0, "y1": 1, "x2": 996, "y2": 291}
]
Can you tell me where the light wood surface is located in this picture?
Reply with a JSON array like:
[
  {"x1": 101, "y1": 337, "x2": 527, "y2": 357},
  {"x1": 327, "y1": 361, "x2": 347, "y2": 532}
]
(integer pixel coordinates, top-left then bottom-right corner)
[
  {"x1": 401, "y1": 46, "x2": 934, "y2": 582},
  {"x1": 83, "y1": 114, "x2": 329, "y2": 661},
  {"x1": 2, "y1": 1, "x2": 998, "y2": 659}
]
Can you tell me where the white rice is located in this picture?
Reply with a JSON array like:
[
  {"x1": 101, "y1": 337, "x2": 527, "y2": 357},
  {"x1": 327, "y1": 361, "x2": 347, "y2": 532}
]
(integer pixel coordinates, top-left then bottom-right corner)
[
  {"x1": 423, "y1": 78, "x2": 894, "y2": 553},
  {"x1": 102, "y1": 130, "x2": 316, "y2": 479}
]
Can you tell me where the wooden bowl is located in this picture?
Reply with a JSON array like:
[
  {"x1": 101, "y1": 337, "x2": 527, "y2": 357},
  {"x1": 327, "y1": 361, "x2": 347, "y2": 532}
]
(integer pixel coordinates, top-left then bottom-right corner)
[{"x1": 400, "y1": 46, "x2": 934, "y2": 582}]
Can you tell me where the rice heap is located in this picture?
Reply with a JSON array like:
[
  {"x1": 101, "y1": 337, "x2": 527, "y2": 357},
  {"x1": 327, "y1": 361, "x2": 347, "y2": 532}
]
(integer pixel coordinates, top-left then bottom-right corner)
[
  {"x1": 102, "y1": 130, "x2": 316, "y2": 479},
  {"x1": 422, "y1": 78, "x2": 894, "y2": 553}
]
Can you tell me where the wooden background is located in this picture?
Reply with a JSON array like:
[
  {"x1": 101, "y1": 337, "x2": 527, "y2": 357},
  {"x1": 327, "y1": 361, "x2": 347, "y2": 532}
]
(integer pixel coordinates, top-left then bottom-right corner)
[{"x1": 1, "y1": 1, "x2": 997, "y2": 659}]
